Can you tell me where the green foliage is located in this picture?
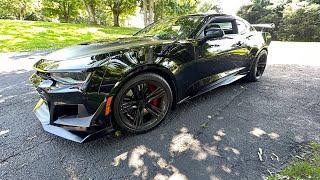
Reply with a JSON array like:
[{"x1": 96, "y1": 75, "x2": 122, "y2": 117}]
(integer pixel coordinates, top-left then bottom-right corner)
[
  {"x1": 268, "y1": 142, "x2": 320, "y2": 180},
  {"x1": 198, "y1": 1, "x2": 221, "y2": 13},
  {"x1": 278, "y1": 3, "x2": 320, "y2": 41},
  {"x1": 0, "y1": 0, "x2": 35, "y2": 20},
  {"x1": 0, "y1": 20, "x2": 139, "y2": 52},
  {"x1": 42, "y1": 0, "x2": 83, "y2": 22},
  {"x1": 103, "y1": 0, "x2": 138, "y2": 26},
  {"x1": 153, "y1": 0, "x2": 199, "y2": 21},
  {"x1": 237, "y1": 0, "x2": 320, "y2": 42}
]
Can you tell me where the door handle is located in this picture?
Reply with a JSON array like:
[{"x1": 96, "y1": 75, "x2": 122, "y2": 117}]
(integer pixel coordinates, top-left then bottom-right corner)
[
  {"x1": 236, "y1": 41, "x2": 244, "y2": 47},
  {"x1": 246, "y1": 35, "x2": 253, "y2": 40}
]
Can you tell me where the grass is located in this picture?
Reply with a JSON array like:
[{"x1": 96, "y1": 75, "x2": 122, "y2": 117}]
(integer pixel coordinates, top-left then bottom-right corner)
[
  {"x1": 0, "y1": 20, "x2": 140, "y2": 52},
  {"x1": 268, "y1": 142, "x2": 320, "y2": 180}
]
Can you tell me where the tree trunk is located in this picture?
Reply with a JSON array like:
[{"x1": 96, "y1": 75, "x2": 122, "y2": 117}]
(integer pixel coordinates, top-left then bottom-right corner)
[
  {"x1": 62, "y1": 3, "x2": 69, "y2": 22},
  {"x1": 149, "y1": 0, "x2": 154, "y2": 23},
  {"x1": 19, "y1": 4, "x2": 26, "y2": 20},
  {"x1": 90, "y1": 4, "x2": 97, "y2": 24},
  {"x1": 83, "y1": 0, "x2": 97, "y2": 24},
  {"x1": 143, "y1": 0, "x2": 155, "y2": 27},
  {"x1": 113, "y1": 10, "x2": 120, "y2": 27},
  {"x1": 143, "y1": 0, "x2": 148, "y2": 26}
]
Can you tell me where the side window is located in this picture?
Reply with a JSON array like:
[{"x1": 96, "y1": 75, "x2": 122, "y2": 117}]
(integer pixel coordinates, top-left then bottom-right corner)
[
  {"x1": 249, "y1": 26, "x2": 256, "y2": 32},
  {"x1": 208, "y1": 21, "x2": 237, "y2": 35},
  {"x1": 237, "y1": 20, "x2": 248, "y2": 35}
]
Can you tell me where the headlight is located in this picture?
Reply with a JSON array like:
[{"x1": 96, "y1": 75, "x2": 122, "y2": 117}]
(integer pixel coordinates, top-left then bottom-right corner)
[{"x1": 51, "y1": 72, "x2": 90, "y2": 85}]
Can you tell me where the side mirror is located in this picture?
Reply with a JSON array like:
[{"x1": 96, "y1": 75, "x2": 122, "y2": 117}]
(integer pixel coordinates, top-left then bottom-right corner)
[{"x1": 203, "y1": 26, "x2": 224, "y2": 41}]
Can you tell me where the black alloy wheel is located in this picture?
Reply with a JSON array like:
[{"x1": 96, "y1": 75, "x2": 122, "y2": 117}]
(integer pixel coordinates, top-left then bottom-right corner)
[
  {"x1": 113, "y1": 73, "x2": 172, "y2": 133},
  {"x1": 255, "y1": 53, "x2": 267, "y2": 79},
  {"x1": 245, "y1": 50, "x2": 268, "y2": 82}
]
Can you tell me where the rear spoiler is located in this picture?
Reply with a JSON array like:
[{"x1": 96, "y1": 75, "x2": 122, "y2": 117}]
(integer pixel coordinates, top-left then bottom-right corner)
[{"x1": 252, "y1": 23, "x2": 275, "y2": 31}]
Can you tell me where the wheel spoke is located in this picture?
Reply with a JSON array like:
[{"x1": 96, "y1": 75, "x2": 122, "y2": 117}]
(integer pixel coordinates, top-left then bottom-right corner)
[
  {"x1": 146, "y1": 87, "x2": 165, "y2": 102},
  {"x1": 121, "y1": 101, "x2": 137, "y2": 114},
  {"x1": 146, "y1": 104, "x2": 163, "y2": 117},
  {"x1": 131, "y1": 85, "x2": 140, "y2": 99},
  {"x1": 123, "y1": 95, "x2": 133, "y2": 102},
  {"x1": 142, "y1": 83, "x2": 148, "y2": 97},
  {"x1": 119, "y1": 80, "x2": 169, "y2": 130},
  {"x1": 133, "y1": 108, "x2": 144, "y2": 127}
]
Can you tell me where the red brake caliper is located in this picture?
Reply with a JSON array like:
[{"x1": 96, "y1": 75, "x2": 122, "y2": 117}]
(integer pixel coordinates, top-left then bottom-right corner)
[{"x1": 148, "y1": 84, "x2": 160, "y2": 107}]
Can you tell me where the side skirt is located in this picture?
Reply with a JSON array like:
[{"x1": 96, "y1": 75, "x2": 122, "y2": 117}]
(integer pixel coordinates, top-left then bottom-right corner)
[{"x1": 177, "y1": 72, "x2": 246, "y2": 104}]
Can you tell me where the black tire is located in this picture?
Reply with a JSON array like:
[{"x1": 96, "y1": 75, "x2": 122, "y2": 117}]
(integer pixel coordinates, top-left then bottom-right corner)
[
  {"x1": 113, "y1": 73, "x2": 173, "y2": 133},
  {"x1": 245, "y1": 50, "x2": 268, "y2": 82}
]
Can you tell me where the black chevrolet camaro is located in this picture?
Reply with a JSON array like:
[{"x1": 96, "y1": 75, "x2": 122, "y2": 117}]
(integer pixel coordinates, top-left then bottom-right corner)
[{"x1": 30, "y1": 14, "x2": 272, "y2": 143}]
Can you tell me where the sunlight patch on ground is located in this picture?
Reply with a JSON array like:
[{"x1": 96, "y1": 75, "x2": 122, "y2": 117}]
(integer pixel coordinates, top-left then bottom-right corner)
[
  {"x1": 170, "y1": 127, "x2": 220, "y2": 160},
  {"x1": 66, "y1": 164, "x2": 78, "y2": 180},
  {"x1": 75, "y1": 27, "x2": 99, "y2": 34},
  {"x1": 250, "y1": 127, "x2": 280, "y2": 140},
  {"x1": 57, "y1": 36, "x2": 66, "y2": 41},
  {"x1": 268, "y1": 41, "x2": 320, "y2": 66},
  {"x1": 224, "y1": 146, "x2": 240, "y2": 155},
  {"x1": 221, "y1": 164, "x2": 232, "y2": 173},
  {"x1": 26, "y1": 27, "x2": 47, "y2": 33},
  {"x1": 210, "y1": 175, "x2": 221, "y2": 180},
  {"x1": 0, "y1": 95, "x2": 15, "y2": 103},
  {"x1": 112, "y1": 145, "x2": 187, "y2": 180},
  {"x1": 112, "y1": 152, "x2": 128, "y2": 166},
  {"x1": 0, "y1": 35, "x2": 13, "y2": 41},
  {"x1": 0, "y1": 20, "x2": 139, "y2": 52},
  {"x1": 0, "y1": 129, "x2": 10, "y2": 136},
  {"x1": 0, "y1": 51, "x2": 48, "y2": 73}
]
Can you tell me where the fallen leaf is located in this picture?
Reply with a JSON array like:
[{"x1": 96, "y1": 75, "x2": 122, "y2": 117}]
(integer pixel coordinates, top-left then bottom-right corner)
[
  {"x1": 201, "y1": 123, "x2": 208, "y2": 129},
  {"x1": 258, "y1": 148, "x2": 263, "y2": 161},
  {"x1": 271, "y1": 153, "x2": 279, "y2": 161},
  {"x1": 115, "y1": 131, "x2": 122, "y2": 137},
  {"x1": 27, "y1": 136, "x2": 37, "y2": 141}
]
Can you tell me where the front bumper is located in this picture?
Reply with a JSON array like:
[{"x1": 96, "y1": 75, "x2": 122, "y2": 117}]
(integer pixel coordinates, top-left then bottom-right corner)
[
  {"x1": 30, "y1": 72, "x2": 115, "y2": 143},
  {"x1": 33, "y1": 99, "x2": 114, "y2": 143}
]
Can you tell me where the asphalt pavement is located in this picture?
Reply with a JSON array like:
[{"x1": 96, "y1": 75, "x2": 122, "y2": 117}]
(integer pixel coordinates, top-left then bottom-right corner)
[{"x1": 0, "y1": 42, "x2": 319, "y2": 180}]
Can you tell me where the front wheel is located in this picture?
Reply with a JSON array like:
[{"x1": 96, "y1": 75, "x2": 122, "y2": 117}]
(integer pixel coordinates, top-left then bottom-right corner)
[
  {"x1": 113, "y1": 73, "x2": 173, "y2": 133},
  {"x1": 245, "y1": 50, "x2": 268, "y2": 82}
]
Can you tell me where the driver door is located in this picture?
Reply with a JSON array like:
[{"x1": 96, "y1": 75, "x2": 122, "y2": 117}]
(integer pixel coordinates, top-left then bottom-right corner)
[{"x1": 196, "y1": 18, "x2": 248, "y2": 89}]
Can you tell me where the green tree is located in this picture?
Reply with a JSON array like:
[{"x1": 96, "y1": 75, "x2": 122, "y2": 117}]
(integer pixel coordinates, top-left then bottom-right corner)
[
  {"x1": 237, "y1": 0, "x2": 287, "y2": 40},
  {"x1": 278, "y1": 3, "x2": 320, "y2": 41},
  {"x1": 103, "y1": 0, "x2": 138, "y2": 27},
  {"x1": 237, "y1": 0, "x2": 273, "y2": 24},
  {"x1": 43, "y1": 0, "x2": 83, "y2": 22},
  {"x1": 198, "y1": 0, "x2": 221, "y2": 13},
  {"x1": 0, "y1": 0, "x2": 33, "y2": 20},
  {"x1": 82, "y1": 0, "x2": 98, "y2": 24},
  {"x1": 152, "y1": 0, "x2": 199, "y2": 21}
]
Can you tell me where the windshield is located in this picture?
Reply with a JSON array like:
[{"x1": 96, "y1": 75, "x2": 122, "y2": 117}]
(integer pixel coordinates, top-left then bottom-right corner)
[{"x1": 134, "y1": 15, "x2": 205, "y2": 40}]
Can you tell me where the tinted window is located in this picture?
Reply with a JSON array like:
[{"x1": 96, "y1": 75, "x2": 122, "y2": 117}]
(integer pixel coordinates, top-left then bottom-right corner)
[
  {"x1": 249, "y1": 26, "x2": 256, "y2": 32},
  {"x1": 237, "y1": 20, "x2": 247, "y2": 34},
  {"x1": 213, "y1": 22, "x2": 233, "y2": 31},
  {"x1": 205, "y1": 20, "x2": 236, "y2": 35},
  {"x1": 134, "y1": 16, "x2": 205, "y2": 40}
]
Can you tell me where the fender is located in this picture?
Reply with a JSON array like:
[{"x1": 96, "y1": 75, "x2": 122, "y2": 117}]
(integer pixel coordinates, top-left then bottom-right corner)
[{"x1": 108, "y1": 64, "x2": 178, "y2": 107}]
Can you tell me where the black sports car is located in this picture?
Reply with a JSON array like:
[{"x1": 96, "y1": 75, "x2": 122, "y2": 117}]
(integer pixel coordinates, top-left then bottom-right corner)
[{"x1": 30, "y1": 14, "x2": 272, "y2": 143}]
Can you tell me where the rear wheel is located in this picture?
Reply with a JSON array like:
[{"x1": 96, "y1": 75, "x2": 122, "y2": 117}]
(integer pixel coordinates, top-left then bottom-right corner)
[
  {"x1": 113, "y1": 73, "x2": 172, "y2": 133},
  {"x1": 245, "y1": 50, "x2": 268, "y2": 82}
]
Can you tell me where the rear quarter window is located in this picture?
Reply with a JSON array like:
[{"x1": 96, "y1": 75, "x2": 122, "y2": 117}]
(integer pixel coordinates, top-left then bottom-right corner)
[{"x1": 237, "y1": 20, "x2": 248, "y2": 35}]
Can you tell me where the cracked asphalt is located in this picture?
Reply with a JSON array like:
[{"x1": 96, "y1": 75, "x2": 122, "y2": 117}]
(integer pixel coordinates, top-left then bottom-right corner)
[{"x1": 0, "y1": 42, "x2": 320, "y2": 180}]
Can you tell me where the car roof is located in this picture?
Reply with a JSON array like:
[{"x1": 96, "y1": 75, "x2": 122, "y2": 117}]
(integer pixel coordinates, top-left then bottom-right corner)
[{"x1": 186, "y1": 13, "x2": 235, "y2": 18}]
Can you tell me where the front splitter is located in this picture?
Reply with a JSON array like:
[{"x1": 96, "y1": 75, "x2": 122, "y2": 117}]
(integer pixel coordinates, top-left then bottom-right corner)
[{"x1": 33, "y1": 99, "x2": 114, "y2": 143}]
